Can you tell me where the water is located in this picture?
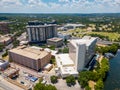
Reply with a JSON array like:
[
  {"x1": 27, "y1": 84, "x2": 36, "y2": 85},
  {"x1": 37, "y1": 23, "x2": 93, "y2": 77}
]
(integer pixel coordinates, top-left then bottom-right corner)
[{"x1": 104, "y1": 50, "x2": 120, "y2": 90}]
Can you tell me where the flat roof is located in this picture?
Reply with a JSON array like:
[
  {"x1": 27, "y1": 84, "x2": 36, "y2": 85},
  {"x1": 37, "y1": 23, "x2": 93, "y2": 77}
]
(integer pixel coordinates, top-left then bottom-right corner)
[
  {"x1": 55, "y1": 54, "x2": 78, "y2": 75},
  {"x1": 26, "y1": 24, "x2": 57, "y2": 28},
  {"x1": 65, "y1": 23, "x2": 85, "y2": 27},
  {"x1": 44, "y1": 64, "x2": 52, "y2": 69},
  {"x1": 56, "y1": 54, "x2": 74, "y2": 66},
  {"x1": 4, "y1": 67, "x2": 19, "y2": 76},
  {"x1": 0, "y1": 36, "x2": 11, "y2": 42},
  {"x1": 47, "y1": 37, "x2": 63, "y2": 42},
  {"x1": 70, "y1": 36, "x2": 97, "y2": 47},
  {"x1": 0, "y1": 59, "x2": 8, "y2": 65},
  {"x1": 9, "y1": 46, "x2": 51, "y2": 60}
]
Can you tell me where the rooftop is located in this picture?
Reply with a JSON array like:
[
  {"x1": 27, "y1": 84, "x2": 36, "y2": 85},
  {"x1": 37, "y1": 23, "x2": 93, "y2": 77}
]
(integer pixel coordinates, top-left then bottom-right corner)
[
  {"x1": 65, "y1": 23, "x2": 85, "y2": 27},
  {"x1": 0, "y1": 21, "x2": 9, "y2": 24},
  {"x1": 9, "y1": 46, "x2": 51, "y2": 60},
  {"x1": 0, "y1": 35, "x2": 11, "y2": 42},
  {"x1": 70, "y1": 36, "x2": 97, "y2": 47},
  {"x1": 0, "y1": 59, "x2": 8, "y2": 66},
  {"x1": 47, "y1": 37, "x2": 63, "y2": 42},
  {"x1": 55, "y1": 54, "x2": 78, "y2": 75},
  {"x1": 4, "y1": 67, "x2": 19, "y2": 76},
  {"x1": 26, "y1": 24, "x2": 57, "y2": 28}
]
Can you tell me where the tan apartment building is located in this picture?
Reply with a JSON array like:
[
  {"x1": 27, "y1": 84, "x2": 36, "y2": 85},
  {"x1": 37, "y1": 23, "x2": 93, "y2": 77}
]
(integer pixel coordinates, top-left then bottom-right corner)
[{"x1": 9, "y1": 46, "x2": 51, "y2": 71}]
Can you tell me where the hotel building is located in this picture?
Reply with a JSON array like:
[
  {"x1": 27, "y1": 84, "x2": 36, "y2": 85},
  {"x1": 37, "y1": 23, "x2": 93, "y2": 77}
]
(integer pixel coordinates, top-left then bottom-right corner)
[
  {"x1": 26, "y1": 21, "x2": 57, "y2": 43},
  {"x1": 55, "y1": 36, "x2": 97, "y2": 78}
]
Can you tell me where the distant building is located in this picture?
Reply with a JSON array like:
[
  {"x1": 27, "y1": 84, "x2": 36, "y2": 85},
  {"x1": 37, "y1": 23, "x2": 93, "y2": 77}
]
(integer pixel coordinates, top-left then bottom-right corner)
[
  {"x1": 0, "y1": 59, "x2": 9, "y2": 71},
  {"x1": 26, "y1": 21, "x2": 57, "y2": 43},
  {"x1": 55, "y1": 36, "x2": 97, "y2": 78},
  {"x1": 47, "y1": 37, "x2": 63, "y2": 47},
  {"x1": 9, "y1": 46, "x2": 52, "y2": 71},
  {"x1": 0, "y1": 35, "x2": 12, "y2": 45},
  {"x1": 0, "y1": 22, "x2": 10, "y2": 34},
  {"x1": 64, "y1": 23, "x2": 85, "y2": 30},
  {"x1": 57, "y1": 32, "x2": 71, "y2": 41}
]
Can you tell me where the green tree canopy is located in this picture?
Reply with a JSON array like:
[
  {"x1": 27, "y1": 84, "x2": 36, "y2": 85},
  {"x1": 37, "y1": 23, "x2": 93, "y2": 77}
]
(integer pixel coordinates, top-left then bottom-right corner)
[{"x1": 66, "y1": 75, "x2": 76, "y2": 86}]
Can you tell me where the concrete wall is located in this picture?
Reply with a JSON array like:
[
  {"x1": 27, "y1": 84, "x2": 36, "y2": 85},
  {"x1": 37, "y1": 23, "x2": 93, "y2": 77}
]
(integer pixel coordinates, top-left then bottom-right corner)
[{"x1": 69, "y1": 42, "x2": 76, "y2": 63}]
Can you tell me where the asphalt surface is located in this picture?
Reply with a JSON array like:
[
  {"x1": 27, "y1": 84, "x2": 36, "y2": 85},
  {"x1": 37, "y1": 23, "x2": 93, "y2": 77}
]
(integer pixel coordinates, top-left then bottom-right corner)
[{"x1": 0, "y1": 82, "x2": 13, "y2": 90}]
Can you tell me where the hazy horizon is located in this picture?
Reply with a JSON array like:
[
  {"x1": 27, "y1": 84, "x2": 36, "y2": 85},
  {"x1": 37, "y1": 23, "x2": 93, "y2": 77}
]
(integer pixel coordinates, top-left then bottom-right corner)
[{"x1": 0, "y1": 0, "x2": 120, "y2": 13}]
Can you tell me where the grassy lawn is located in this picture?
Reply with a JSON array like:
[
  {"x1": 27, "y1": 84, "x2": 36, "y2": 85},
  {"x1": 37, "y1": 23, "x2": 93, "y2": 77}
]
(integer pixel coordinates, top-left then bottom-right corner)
[
  {"x1": 59, "y1": 28, "x2": 120, "y2": 41},
  {"x1": 87, "y1": 32, "x2": 120, "y2": 41}
]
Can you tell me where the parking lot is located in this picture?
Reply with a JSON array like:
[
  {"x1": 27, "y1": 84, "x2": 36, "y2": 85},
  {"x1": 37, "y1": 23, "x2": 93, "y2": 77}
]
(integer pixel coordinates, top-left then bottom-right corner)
[
  {"x1": 9, "y1": 63, "x2": 83, "y2": 90},
  {"x1": 8, "y1": 63, "x2": 42, "y2": 89}
]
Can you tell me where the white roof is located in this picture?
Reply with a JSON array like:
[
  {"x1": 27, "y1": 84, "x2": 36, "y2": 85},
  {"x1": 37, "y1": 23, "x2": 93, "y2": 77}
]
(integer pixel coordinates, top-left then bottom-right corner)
[
  {"x1": 44, "y1": 64, "x2": 52, "y2": 69},
  {"x1": 45, "y1": 48, "x2": 58, "y2": 56},
  {"x1": 70, "y1": 36, "x2": 97, "y2": 47},
  {"x1": 65, "y1": 23, "x2": 85, "y2": 27},
  {"x1": 56, "y1": 54, "x2": 74, "y2": 66},
  {"x1": 55, "y1": 54, "x2": 78, "y2": 75},
  {"x1": 0, "y1": 62, "x2": 3, "y2": 65}
]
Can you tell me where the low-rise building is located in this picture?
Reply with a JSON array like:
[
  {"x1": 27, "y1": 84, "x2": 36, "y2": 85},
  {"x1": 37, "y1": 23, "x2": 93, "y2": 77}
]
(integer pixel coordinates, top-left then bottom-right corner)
[
  {"x1": 0, "y1": 35, "x2": 12, "y2": 45},
  {"x1": 55, "y1": 54, "x2": 78, "y2": 78},
  {"x1": 3, "y1": 67, "x2": 19, "y2": 78},
  {"x1": 0, "y1": 59, "x2": 9, "y2": 71},
  {"x1": 47, "y1": 37, "x2": 63, "y2": 47},
  {"x1": 9, "y1": 46, "x2": 52, "y2": 71},
  {"x1": 57, "y1": 33, "x2": 71, "y2": 41},
  {"x1": 44, "y1": 63, "x2": 53, "y2": 71},
  {"x1": 64, "y1": 23, "x2": 85, "y2": 30}
]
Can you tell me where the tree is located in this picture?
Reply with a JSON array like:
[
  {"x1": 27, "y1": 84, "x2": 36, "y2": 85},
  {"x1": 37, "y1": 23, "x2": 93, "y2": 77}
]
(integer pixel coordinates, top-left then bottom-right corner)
[
  {"x1": 95, "y1": 79, "x2": 104, "y2": 90},
  {"x1": 34, "y1": 82, "x2": 57, "y2": 90},
  {"x1": 0, "y1": 44, "x2": 4, "y2": 52},
  {"x1": 66, "y1": 75, "x2": 76, "y2": 86},
  {"x1": 109, "y1": 44, "x2": 118, "y2": 54},
  {"x1": 85, "y1": 86, "x2": 91, "y2": 90},
  {"x1": 13, "y1": 40, "x2": 20, "y2": 48},
  {"x1": 34, "y1": 83, "x2": 45, "y2": 90},
  {"x1": 63, "y1": 47, "x2": 69, "y2": 53},
  {"x1": 45, "y1": 84, "x2": 57, "y2": 90},
  {"x1": 50, "y1": 57, "x2": 56, "y2": 65},
  {"x1": 50, "y1": 75, "x2": 58, "y2": 84}
]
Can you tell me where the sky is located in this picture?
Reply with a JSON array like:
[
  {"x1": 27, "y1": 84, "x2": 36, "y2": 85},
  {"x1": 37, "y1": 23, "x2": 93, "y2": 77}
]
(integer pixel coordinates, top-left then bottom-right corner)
[{"x1": 0, "y1": 0, "x2": 120, "y2": 13}]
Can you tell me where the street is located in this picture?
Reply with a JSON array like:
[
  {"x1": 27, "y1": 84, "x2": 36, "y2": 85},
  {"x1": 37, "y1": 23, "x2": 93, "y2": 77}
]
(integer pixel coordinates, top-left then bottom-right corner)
[
  {"x1": 0, "y1": 76, "x2": 23, "y2": 90},
  {"x1": 0, "y1": 43, "x2": 13, "y2": 58}
]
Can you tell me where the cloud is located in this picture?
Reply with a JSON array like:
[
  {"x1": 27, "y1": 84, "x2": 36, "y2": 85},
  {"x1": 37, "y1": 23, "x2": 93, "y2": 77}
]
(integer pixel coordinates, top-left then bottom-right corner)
[{"x1": 0, "y1": 0, "x2": 120, "y2": 13}]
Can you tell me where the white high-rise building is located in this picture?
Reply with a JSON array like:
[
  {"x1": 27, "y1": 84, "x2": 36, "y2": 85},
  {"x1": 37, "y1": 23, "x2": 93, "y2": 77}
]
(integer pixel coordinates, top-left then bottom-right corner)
[
  {"x1": 55, "y1": 36, "x2": 97, "y2": 78},
  {"x1": 69, "y1": 36, "x2": 97, "y2": 71}
]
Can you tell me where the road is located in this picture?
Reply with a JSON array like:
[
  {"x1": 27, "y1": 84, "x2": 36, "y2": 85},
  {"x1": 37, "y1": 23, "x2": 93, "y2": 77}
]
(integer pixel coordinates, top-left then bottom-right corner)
[
  {"x1": 0, "y1": 76, "x2": 23, "y2": 90},
  {"x1": 0, "y1": 43, "x2": 13, "y2": 58},
  {"x1": 0, "y1": 82, "x2": 13, "y2": 90}
]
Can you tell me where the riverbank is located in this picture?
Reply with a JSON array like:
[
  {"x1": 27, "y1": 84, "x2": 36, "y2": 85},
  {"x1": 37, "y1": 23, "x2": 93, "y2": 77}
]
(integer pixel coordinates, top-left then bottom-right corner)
[{"x1": 104, "y1": 50, "x2": 120, "y2": 90}]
